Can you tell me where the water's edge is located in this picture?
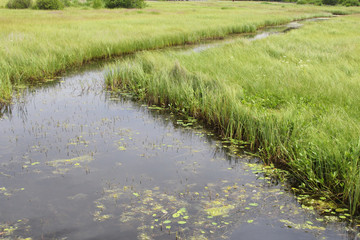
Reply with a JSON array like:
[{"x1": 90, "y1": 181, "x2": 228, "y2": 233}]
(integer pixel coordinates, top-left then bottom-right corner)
[{"x1": 1, "y1": 15, "x2": 358, "y2": 240}]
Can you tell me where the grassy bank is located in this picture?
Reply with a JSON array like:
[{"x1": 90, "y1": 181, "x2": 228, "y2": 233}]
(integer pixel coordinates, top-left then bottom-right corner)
[
  {"x1": 1, "y1": 2, "x2": 359, "y2": 104},
  {"x1": 105, "y1": 15, "x2": 360, "y2": 215}
]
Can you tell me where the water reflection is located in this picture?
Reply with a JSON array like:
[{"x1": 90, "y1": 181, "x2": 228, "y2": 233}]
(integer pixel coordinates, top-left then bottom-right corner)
[{"x1": 0, "y1": 18, "x2": 357, "y2": 240}]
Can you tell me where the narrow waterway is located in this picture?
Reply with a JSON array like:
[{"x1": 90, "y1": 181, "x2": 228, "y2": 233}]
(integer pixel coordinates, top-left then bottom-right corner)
[
  {"x1": 179, "y1": 17, "x2": 330, "y2": 54},
  {"x1": 0, "y1": 18, "x2": 357, "y2": 240}
]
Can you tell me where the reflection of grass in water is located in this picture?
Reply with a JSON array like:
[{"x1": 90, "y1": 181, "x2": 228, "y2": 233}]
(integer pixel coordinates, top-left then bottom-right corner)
[{"x1": 105, "y1": 15, "x2": 360, "y2": 215}]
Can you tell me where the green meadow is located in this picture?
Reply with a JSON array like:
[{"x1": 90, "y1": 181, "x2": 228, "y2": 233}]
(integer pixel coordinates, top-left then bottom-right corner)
[
  {"x1": 105, "y1": 14, "x2": 360, "y2": 215},
  {"x1": 0, "y1": 1, "x2": 358, "y2": 105}
]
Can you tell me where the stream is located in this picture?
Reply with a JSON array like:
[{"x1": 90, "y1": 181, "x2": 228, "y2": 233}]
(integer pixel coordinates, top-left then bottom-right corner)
[
  {"x1": 177, "y1": 17, "x2": 330, "y2": 54},
  {"x1": 0, "y1": 18, "x2": 357, "y2": 240}
]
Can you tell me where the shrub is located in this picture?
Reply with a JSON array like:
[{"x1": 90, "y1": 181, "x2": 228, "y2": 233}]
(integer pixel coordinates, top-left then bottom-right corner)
[
  {"x1": 6, "y1": 0, "x2": 32, "y2": 8},
  {"x1": 36, "y1": 0, "x2": 64, "y2": 9},
  {"x1": 307, "y1": 0, "x2": 323, "y2": 5},
  {"x1": 92, "y1": 0, "x2": 102, "y2": 8},
  {"x1": 62, "y1": 0, "x2": 70, "y2": 7},
  {"x1": 342, "y1": 0, "x2": 359, "y2": 6},
  {"x1": 322, "y1": 0, "x2": 338, "y2": 5},
  {"x1": 104, "y1": 0, "x2": 145, "y2": 8}
]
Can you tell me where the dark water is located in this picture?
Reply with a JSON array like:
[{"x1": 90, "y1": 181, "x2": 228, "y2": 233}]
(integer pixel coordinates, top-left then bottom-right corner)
[{"x1": 0, "y1": 19, "x2": 357, "y2": 240}]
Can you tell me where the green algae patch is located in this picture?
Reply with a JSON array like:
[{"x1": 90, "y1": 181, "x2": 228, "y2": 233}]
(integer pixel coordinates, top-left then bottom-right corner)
[
  {"x1": 47, "y1": 155, "x2": 94, "y2": 167},
  {"x1": 204, "y1": 200, "x2": 235, "y2": 217},
  {"x1": 46, "y1": 154, "x2": 94, "y2": 174},
  {"x1": 280, "y1": 219, "x2": 325, "y2": 231},
  {"x1": 0, "y1": 186, "x2": 25, "y2": 198},
  {"x1": 92, "y1": 185, "x2": 241, "y2": 239},
  {"x1": 90, "y1": 174, "x2": 334, "y2": 239},
  {"x1": 0, "y1": 219, "x2": 32, "y2": 240}
]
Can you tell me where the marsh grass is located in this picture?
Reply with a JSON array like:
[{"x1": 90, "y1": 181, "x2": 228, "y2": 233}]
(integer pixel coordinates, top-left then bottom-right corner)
[
  {"x1": 105, "y1": 15, "x2": 360, "y2": 215},
  {"x1": 1, "y1": 1, "x2": 359, "y2": 103}
]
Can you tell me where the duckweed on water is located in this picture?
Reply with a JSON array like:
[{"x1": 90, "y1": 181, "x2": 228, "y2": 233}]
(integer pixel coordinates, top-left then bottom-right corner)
[
  {"x1": 0, "y1": 219, "x2": 32, "y2": 240},
  {"x1": 90, "y1": 164, "x2": 332, "y2": 240},
  {"x1": 280, "y1": 219, "x2": 325, "y2": 231},
  {"x1": 0, "y1": 186, "x2": 25, "y2": 198},
  {"x1": 93, "y1": 184, "x2": 239, "y2": 239},
  {"x1": 205, "y1": 202, "x2": 234, "y2": 218},
  {"x1": 46, "y1": 154, "x2": 94, "y2": 175},
  {"x1": 47, "y1": 155, "x2": 94, "y2": 167}
]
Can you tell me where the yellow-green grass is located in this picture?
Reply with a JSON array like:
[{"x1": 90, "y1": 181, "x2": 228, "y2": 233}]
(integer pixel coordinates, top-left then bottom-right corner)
[
  {"x1": 0, "y1": 0, "x2": 7, "y2": 7},
  {"x1": 105, "y1": 15, "x2": 360, "y2": 215},
  {"x1": 1, "y1": 1, "x2": 359, "y2": 104}
]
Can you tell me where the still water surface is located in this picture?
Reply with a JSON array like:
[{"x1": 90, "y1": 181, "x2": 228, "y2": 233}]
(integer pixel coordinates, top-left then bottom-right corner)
[{"x1": 0, "y1": 26, "x2": 356, "y2": 240}]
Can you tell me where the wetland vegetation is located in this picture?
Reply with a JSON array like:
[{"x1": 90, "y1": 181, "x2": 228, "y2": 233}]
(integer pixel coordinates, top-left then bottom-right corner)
[
  {"x1": 0, "y1": 1, "x2": 358, "y2": 104},
  {"x1": 105, "y1": 14, "x2": 360, "y2": 215},
  {"x1": 1, "y1": 1, "x2": 360, "y2": 239},
  {"x1": 0, "y1": 62, "x2": 359, "y2": 239}
]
